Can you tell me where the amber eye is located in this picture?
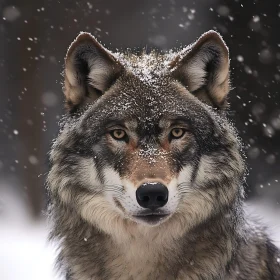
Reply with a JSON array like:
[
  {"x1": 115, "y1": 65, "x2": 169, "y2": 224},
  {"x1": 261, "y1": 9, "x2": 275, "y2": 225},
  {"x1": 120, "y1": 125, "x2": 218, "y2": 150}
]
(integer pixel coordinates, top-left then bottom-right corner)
[
  {"x1": 170, "y1": 128, "x2": 185, "y2": 139},
  {"x1": 110, "y1": 129, "x2": 127, "y2": 141}
]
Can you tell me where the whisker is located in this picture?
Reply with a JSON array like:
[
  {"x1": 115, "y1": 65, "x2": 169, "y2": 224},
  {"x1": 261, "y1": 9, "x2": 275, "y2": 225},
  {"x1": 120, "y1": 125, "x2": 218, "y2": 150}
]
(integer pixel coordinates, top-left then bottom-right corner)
[
  {"x1": 177, "y1": 182, "x2": 215, "y2": 206},
  {"x1": 104, "y1": 184, "x2": 124, "y2": 189}
]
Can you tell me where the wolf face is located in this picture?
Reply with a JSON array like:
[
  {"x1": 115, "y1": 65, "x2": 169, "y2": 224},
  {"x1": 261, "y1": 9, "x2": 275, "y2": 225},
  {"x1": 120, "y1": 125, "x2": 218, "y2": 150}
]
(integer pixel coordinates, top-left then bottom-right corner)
[{"x1": 48, "y1": 31, "x2": 244, "y2": 241}]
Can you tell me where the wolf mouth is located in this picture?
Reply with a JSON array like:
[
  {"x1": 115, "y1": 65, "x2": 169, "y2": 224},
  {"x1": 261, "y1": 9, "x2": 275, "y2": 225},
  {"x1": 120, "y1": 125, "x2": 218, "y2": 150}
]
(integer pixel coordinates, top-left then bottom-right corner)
[{"x1": 132, "y1": 213, "x2": 170, "y2": 225}]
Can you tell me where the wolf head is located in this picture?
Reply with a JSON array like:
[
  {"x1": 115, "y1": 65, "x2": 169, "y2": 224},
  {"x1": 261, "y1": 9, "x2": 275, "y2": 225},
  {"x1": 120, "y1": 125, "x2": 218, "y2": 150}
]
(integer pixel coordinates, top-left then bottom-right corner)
[{"x1": 48, "y1": 31, "x2": 245, "y2": 241}]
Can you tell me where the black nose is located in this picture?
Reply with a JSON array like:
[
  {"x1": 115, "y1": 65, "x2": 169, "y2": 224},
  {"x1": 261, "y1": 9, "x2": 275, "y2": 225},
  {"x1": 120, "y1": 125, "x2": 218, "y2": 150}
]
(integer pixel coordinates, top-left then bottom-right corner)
[{"x1": 136, "y1": 183, "x2": 169, "y2": 210}]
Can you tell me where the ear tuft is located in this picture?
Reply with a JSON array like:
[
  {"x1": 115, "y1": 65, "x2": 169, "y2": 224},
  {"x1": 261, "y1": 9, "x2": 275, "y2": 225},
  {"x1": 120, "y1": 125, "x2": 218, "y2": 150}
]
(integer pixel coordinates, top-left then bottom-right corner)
[
  {"x1": 171, "y1": 30, "x2": 230, "y2": 109},
  {"x1": 64, "y1": 32, "x2": 123, "y2": 112}
]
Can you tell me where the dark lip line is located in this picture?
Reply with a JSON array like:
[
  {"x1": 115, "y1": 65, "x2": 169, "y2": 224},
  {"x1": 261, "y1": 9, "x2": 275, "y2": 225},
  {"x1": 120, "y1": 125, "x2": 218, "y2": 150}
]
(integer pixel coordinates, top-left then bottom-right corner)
[{"x1": 132, "y1": 213, "x2": 169, "y2": 217}]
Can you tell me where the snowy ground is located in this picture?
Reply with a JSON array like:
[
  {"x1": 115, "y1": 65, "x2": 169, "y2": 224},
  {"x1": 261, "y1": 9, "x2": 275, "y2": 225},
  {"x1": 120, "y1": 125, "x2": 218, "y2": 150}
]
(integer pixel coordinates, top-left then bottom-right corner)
[
  {"x1": 0, "y1": 185, "x2": 280, "y2": 280},
  {"x1": 0, "y1": 184, "x2": 61, "y2": 280},
  {"x1": 246, "y1": 199, "x2": 280, "y2": 248},
  {"x1": 0, "y1": 222, "x2": 60, "y2": 280}
]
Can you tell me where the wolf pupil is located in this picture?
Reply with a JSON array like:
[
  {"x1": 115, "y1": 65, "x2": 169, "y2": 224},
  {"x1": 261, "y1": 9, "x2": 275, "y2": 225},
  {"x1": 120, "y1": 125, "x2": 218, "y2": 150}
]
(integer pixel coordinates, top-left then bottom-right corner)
[
  {"x1": 171, "y1": 128, "x2": 184, "y2": 139},
  {"x1": 112, "y1": 129, "x2": 126, "y2": 140}
]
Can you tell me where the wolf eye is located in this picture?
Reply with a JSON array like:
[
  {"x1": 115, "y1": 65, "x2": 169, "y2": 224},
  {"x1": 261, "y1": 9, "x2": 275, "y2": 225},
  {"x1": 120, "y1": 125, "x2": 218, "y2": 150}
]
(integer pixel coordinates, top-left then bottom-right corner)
[
  {"x1": 170, "y1": 128, "x2": 185, "y2": 139},
  {"x1": 110, "y1": 129, "x2": 127, "y2": 141}
]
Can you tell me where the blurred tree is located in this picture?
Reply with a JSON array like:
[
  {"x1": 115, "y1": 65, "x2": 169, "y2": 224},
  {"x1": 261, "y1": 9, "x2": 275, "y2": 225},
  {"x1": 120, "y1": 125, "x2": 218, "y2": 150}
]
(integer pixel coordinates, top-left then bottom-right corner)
[{"x1": 18, "y1": 0, "x2": 44, "y2": 218}]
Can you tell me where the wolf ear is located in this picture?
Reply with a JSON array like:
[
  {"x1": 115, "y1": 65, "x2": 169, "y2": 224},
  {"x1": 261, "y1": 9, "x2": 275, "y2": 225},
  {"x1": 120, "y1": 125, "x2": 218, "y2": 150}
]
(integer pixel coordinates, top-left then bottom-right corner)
[
  {"x1": 64, "y1": 32, "x2": 123, "y2": 112},
  {"x1": 171, "y1": 31, "x2": 230, "y2": 109}
]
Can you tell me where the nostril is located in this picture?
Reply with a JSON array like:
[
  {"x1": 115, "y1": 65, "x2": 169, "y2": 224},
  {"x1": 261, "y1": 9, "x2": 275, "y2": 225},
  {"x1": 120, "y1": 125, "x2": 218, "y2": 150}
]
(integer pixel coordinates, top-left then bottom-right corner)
[{"x1": 157, "y1": 195, "x2": 165, "y2": 202}]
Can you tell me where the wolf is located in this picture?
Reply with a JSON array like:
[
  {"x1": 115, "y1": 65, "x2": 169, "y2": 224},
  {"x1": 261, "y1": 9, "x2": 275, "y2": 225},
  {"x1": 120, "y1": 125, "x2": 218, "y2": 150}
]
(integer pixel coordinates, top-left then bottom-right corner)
[{"x1": 47, "y1": 30, "x2": 280, "y2": 280}]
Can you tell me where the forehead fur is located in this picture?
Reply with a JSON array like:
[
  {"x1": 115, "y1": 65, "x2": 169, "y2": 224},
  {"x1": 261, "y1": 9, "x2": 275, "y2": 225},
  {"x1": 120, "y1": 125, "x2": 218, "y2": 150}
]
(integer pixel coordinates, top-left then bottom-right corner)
[
  {"x1": 77, "y1": 50, "x2": 213, "y2": 121},
  {"x1": 115, "y1": 51, "x2": 175, "y2": 84},
  {"x1": 81, "y1": 75, "x2": 213, "y2": 135}
]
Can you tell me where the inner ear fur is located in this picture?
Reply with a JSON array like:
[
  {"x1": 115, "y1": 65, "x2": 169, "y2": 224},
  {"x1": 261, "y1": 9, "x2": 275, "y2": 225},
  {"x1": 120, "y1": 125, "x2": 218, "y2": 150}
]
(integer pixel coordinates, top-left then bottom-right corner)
[
  {"x1": 171, "y1": 30, "x2": 230, "y2": 109},
  {"x1": 64, "y1": 32, "x2": 123, "y2": 112}
]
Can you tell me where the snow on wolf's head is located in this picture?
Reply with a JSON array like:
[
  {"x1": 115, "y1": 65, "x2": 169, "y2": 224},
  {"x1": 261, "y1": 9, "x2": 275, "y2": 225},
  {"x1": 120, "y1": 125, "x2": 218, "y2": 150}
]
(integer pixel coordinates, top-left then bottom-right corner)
[{"x1": 48, "y1": 31, "x2": 245, "y2": 241}]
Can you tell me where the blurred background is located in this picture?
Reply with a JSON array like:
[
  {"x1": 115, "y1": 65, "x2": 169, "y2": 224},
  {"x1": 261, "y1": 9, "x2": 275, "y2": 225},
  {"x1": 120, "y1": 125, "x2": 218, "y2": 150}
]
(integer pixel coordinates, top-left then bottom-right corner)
[{"x1": 0, "y1": 0, "x2": 279, "y2": 279}]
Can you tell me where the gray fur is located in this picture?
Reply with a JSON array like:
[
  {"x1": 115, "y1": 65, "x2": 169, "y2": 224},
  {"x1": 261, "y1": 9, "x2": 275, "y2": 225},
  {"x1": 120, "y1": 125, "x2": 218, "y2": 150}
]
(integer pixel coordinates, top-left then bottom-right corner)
[{"x1": 47, "y1": 31, "x2": 280, "y2": 279}]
